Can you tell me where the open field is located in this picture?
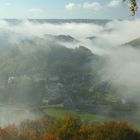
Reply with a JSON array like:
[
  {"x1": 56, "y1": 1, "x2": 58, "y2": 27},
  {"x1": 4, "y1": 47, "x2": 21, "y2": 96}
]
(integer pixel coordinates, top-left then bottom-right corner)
[{"x1": 44, "y1": 106, "x2": 140, "y2": 130}]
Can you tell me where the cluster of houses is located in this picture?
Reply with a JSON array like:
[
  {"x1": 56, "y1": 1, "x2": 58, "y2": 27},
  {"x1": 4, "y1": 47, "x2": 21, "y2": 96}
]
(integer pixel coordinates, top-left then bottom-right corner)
[{"x1": 7, "y1": 75, "x2": 64, "y2": 105}]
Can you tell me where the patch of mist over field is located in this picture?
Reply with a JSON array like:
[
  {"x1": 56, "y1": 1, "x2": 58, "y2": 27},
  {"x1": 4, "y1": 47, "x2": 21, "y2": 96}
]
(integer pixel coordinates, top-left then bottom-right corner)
[
  {"x1": 0, "y1": 19, "x2": 140, "y2": 125},
  {"x1": 0, "y1": 108, "x2": 40, "y2": 127}
]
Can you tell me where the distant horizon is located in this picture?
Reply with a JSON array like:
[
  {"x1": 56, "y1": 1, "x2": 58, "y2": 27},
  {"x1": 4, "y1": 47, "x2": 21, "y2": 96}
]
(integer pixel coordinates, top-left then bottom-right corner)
[{"x1": 0, "y1": 18, "x2": 130, "y2": 20}]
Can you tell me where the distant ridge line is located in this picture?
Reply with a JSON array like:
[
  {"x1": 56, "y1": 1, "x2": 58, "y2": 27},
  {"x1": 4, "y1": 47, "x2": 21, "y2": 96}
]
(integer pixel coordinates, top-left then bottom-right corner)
[{"x1": 2, "y1": 19, "x2": 113, "y2": 25}]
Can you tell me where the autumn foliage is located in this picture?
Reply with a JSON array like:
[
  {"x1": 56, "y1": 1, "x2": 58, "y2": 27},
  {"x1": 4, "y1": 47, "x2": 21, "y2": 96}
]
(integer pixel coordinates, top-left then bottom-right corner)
[{"x1": 0, "y1": 116, "x2": 139, "y2": 140}]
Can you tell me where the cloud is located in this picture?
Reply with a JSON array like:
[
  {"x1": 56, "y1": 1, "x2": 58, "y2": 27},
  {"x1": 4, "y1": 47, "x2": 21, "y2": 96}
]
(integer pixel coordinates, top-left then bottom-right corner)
[
  {"x1": 65, "y1": 3, "x2": 78, "y2": 10},
  {"x1": 0, "y1": 19, "x2": 139, "y2": 103},
  {"x1": 65, "y1": 2, "x2": 102, "y2": 11},
  {"x1": 0, "y1": 20, "x2": 103, "y2": 39},
  {"x1": 83, "y1": 2, "x2": 102, "y2": 10},
  {"x1": 108, "y1": 0, "x2": 122, "y2": 8},
  {"x1": 29, "y1": 8, "x2": 42, "y2": 13},
  {"x1": 89, "y1": 19, "x2": 140, "y2": 102},
  {"x1": 93, "y1": 19, "x2": 140, "y2": 47},
  {"x1": 0, "y1": 19, "x2": 140, "y2": 126}
]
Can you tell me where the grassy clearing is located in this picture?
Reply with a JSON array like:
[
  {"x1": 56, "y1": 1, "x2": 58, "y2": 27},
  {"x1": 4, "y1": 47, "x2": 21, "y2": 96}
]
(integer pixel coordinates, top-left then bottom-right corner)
[
  {"x1": 131, "y1": 122, "x2": 140, "y2": 130},
  {"x1": 44, "y1": 107, "x2": 110, "y2": 123},
  {"x1": 43, "y1": 106, "x2": 140, "y2": 130}
]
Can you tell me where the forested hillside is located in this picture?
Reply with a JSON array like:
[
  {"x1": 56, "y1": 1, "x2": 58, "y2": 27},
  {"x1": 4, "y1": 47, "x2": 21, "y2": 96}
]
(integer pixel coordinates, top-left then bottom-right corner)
[
  {"x1": 0, "y1": 36, "x2": 137, "y2": 120},
  {"x1": 0, "y1": 37, "x2": 103, "y2": 107}
]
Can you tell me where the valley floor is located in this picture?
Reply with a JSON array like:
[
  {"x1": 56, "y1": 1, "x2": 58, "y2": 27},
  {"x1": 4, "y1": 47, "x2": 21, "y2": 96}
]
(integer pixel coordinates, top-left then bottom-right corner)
[{"x1": 43, "y1": 106, "x2": 140, "y2": 130}]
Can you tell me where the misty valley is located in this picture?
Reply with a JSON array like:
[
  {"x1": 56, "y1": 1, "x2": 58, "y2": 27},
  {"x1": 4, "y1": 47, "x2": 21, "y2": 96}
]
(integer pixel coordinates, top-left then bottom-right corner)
[{"x1": 0, "y1": 19, "x2": 139, "y2": 139}]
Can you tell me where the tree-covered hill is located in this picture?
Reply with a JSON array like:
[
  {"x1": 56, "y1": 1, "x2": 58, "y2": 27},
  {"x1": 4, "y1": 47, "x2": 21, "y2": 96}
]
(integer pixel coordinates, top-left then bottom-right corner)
[
  {"x1": 124, "y1": 37, "x2": 140, "y2": 48},
  {"x1": 0, "y1": 38, "x2": 104, "y2": 107},
  {"x1": 0, "y1": 37, "x2": 136, "y2": 119}
]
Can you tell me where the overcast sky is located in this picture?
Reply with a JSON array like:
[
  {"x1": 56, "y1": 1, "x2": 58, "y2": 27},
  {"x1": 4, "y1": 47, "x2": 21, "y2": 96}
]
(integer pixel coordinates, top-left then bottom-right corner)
[{"x1": 0, "y1": 0, "x2": 139, "y2": 19}]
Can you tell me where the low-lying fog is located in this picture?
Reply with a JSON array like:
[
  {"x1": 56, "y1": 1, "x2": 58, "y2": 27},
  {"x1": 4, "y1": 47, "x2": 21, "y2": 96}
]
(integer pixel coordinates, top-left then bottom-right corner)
[{"x1": 0, "y1": 19, "x2": 140, "y2": 126}]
